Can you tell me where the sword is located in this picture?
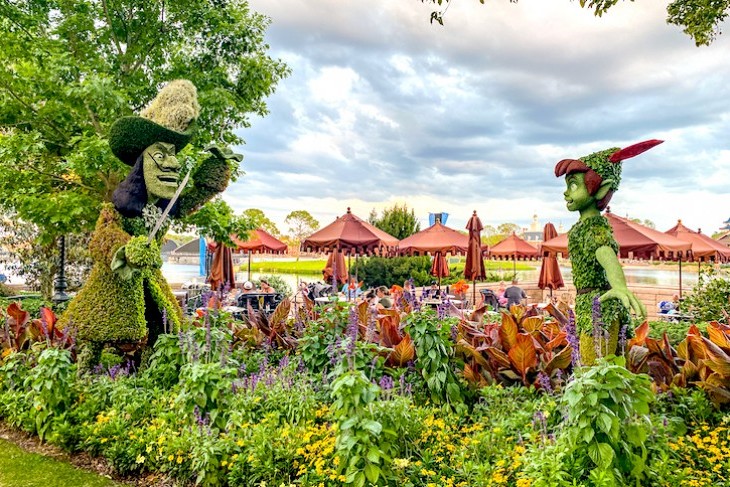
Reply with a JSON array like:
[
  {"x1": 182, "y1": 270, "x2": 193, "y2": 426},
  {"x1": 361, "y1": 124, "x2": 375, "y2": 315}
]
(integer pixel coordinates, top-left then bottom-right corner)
[{"x1": 147, "y1": 169, "x2": 192, "y2": 244}]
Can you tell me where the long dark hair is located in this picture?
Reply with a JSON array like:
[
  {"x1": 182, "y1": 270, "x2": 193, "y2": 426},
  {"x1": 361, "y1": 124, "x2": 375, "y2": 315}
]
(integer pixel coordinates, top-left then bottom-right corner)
[{"x1": 112, "y1": 154, "x2": 179, "y2": 217}]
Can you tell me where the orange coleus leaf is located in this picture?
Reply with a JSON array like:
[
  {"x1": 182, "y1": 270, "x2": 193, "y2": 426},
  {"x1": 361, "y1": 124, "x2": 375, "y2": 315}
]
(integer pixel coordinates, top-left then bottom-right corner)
[
  {"x1": 388, "y1": 334, "x2": 415, "y2": 367},
  {"x1": 508, "y1": 333, "x2": 538, "y2": 381},
  {"x1": 701, "y1": 337, "x2": 730, "y2": 378},
  {"x1": 7, "y1": 302, "x2": 29, "y2": 326},
  {"x1": 484, "y1": 346, "x2": 512, "y2": 369},
  {"x1": 708, "y1": 322, "x2": 730, "y2": 351},
  {"x1": 628, "y1": 321, "x2": 649, "y2": 350},
  {"x1": 522, "y1": 316, "x2": 543, "y2": 333},
  {"x1": 463, "y1": 362, "x2": 489, "y2": 386},
  {"x1": 544, "y1": 332, "x2": 568, "y2": 352},
  {"x1": 545, "y1": 346, "x2": 572, "y2": 375},
  {"x1": 499, "y1": 312, "x2": 519, "y2": 351},
  {"x1": 379, "y1": 315, "x2": 402, "y2": 348}
]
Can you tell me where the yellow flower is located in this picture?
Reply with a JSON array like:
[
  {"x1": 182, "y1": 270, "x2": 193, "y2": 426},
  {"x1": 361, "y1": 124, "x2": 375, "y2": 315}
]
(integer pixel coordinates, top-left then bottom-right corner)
[
  {"x1": 176, "y1": 456, "x2": 183, "y2": 464},
  {"x1": 516, "y1": 479, "x2": 532, "y2": 487},
  {"x1": 168, "y1": 455, "x2": 174, "y2": 461},
  {"x1": 135, "y1": 455, "x2": 145, "y2": 464}
]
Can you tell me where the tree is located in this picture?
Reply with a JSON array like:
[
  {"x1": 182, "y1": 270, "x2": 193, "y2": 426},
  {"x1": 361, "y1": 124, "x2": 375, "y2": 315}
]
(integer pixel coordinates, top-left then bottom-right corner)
[
  {"x1": 497, "y1": 223, "x2": 521, "y2": 235},
  {"x1": 242, "y1": 208, "x2": 281, "y2": 237},
  {"x1": 630, "y1": 217, "x2": 655, "y2": 229},
  {"x1": 0, "y1": 0, "x2": 289, "y2": 258},
  {"x1": 368, "y1": 203, "x2": 421, "y2": 240},
  {"x1": 422, "y1": 0, "x2": 728, "y2": 46},
  {"x1": 285, "y1": 210, "x2": 319, "y2": 245},
  {"x1": 181, "y1": 198, "x2": 254, "y2": 248}
]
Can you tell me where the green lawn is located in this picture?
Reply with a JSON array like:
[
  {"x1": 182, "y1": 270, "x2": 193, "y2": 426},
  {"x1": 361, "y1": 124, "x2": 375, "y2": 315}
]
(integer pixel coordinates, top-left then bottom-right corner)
[
  {"x1": 244, "y1": 258, "x2": 536, "y2": 276},
  {"x1": 0, "y1": 439, "x2": 120, "y2": 487}
]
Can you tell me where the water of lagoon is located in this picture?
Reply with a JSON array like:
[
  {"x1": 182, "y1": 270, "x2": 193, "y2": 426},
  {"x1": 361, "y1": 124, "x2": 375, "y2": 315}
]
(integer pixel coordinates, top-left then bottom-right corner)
[{"x1": 161, "y1": 262, "x2": 699, "y2": 292}]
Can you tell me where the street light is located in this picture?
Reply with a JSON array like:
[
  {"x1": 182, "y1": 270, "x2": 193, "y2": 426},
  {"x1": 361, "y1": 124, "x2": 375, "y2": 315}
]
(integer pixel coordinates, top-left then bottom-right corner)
[{"x1": 52, "y1": 235, "x2": 70, "y2": 304}]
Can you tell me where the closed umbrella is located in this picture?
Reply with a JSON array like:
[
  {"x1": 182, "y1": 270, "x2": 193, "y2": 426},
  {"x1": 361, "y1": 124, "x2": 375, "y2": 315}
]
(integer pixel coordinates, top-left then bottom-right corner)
[
  {"x1": 323, "y1": 251, "x2": 348, "y2": 288},
  {"x1": 464, "y1": 211, "x2": 487, "y2": 305},
  {"x1": 430, "y1": 251, "x2": 450, "y2": 287},
  {"x1": 208, "y1": 242, "x2": 235, "y2": 291},
  {"x1": 538, "y1": 223, "x2": 564, "y2": 297}
]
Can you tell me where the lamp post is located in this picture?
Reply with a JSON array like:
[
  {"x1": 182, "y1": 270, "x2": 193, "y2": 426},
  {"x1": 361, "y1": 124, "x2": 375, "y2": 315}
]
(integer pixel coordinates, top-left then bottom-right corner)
[{"x1": 52, "y1": 235, "x2": 70, "y2": 304}]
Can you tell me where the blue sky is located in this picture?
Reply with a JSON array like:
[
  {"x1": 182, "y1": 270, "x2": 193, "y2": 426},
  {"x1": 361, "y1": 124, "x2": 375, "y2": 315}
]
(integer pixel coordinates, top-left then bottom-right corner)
[{"x1": 224, "y1": 0, "x2": 730, "y2": 237}]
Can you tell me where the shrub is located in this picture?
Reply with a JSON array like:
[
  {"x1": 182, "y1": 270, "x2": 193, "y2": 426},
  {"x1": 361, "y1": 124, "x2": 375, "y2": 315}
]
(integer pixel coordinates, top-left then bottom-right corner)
[
  {"x1": 351, "y1": 256, "x2": 433, "y2": 288},
  {"x1": 683, "y1": 268, "x2": 730, "y2": 323}
]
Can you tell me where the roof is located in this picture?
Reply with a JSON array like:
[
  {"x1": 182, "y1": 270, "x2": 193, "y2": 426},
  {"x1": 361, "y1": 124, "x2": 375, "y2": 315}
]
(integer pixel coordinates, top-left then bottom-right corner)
[
  {"x1": 301, "y1": 207, "x2": 399, "y2": 255},
  {"x1": 231, "y1": 228, "x2": 287, "y2": 254},
  {"x1": 665, "y1": 220, "x2": 730, "y2": 262},
  {"x1": 489, "y1": 233, "x2": 539, "y2": 259}
]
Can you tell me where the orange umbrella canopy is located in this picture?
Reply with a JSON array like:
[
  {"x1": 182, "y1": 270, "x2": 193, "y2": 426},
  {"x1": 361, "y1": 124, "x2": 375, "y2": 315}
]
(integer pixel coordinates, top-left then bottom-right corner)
[
  {"x1": 232, "y1": 228, "x2": 287, "y2": 254},
  {"x1": 542, "y1": 212, "x2": 691, "y2": 259},
  {"x1": 489, "y1": 233, "x2": 539, "y2": 259},
  {"x1": 464, "y1": 211, "x2": 486, "y2": 281},
  {"x1": 665, "y1": 220, "x2": 730, "y2": 262},
  {"x1": 398, "y1": 221, "x2": 469, "y2": 256},
  {"x1": 301, "y1": 207, "x2": 399, "y2": 255},
  {"x1": 538, "y1": 223, "x2": 564, "y2": 291}
]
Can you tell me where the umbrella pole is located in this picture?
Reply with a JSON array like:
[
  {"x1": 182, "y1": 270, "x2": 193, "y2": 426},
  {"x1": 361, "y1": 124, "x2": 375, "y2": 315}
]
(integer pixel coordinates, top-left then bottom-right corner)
[
  {"x1": 472, "y1": 278, "x2": 476, "y2": 309},
  {"x1": 679, "y1": 254, "x2": 682, "y2": 299},
  {"x1": 247, "y1": 250, "x2": 251, "y2": 281},
  {"x1": 512, "y1": 256, "x2": 516, "y2": 278}
]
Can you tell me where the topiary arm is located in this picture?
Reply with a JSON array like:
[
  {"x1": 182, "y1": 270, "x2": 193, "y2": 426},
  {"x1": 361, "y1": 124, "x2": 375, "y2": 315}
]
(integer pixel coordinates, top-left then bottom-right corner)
[
  {"x1": 596, "y1": 245, "x2": 647, "y2": 319},
  {"x1": 111, "y1": 236, "x2": 163, "y2": 280},
  {"x1": 176, "y1": 144, "x2": 240, "y2": 217}
]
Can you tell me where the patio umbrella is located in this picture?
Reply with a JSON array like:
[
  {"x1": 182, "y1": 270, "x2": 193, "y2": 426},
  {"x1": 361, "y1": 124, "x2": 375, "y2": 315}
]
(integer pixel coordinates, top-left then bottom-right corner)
[
  {"x1": 232, "y1": 228, "x2": 288, "y2": 281},
  {"x1": 208, "y1": 242, "x2": 235, "y2": 291},
  {"x1": 537, "y1": 223, "x2": 564, "y2": 297},
  {"x1": 665, "y1": 220, "x2": 730, "y2": 263},
  {"x1": 301, "y1": 208, "x2": 399, "y2": 298},
  {"x1": 322, "y1": 251, "x2": 348, "y2": 287},
  {"x1": 489, "y1": 233, "x2": 539, "y2": 276},
  {"x1": 398, "y1": 221, "x2": 469, "y2": 291},
  {"x1": 464, "y1": 211, "x2": 487, "y2": 305}
]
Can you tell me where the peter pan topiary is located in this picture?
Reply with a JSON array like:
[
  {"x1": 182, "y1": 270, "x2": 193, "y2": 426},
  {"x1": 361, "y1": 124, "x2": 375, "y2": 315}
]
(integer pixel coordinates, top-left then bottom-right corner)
[
  {"x1": 59, "y1": 80, "x2": 241, "y2": 369},
  {"x1": 555, "y1": 140, "x2": 662, "y2": 364}
]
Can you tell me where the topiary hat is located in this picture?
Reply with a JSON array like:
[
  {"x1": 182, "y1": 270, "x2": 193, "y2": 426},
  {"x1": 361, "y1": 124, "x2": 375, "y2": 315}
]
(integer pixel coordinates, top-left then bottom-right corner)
[
  {"x1": 581, "y1": 139, "x2": 664, "y2": 192},
  {"x1": 109, "y1": 80, "x2": 200, "y2": 165}
]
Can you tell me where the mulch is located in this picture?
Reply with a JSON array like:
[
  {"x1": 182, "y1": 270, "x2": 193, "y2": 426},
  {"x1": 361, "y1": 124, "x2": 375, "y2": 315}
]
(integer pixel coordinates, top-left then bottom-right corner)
[{"x1": 0, "y1": 422, "x2": 180, "y2": 486}]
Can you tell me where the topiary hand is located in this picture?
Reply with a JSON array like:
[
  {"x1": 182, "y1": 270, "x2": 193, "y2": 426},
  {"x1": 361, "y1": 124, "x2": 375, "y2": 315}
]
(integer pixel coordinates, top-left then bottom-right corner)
[
  {"x1": 600, "y1": 287, "x2": 647, "y2": 320},
  {"x1": 110, "y1": 236, "x2": 162, "y2": 279}
]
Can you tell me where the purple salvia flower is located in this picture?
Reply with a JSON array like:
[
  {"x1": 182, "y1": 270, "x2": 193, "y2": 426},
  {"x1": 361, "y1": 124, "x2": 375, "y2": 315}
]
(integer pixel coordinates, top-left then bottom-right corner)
[
  {"x1": 592, "y1": 296, "x2": 604, "y2": 357},
  {"x1": 537, "y1": 371, "x2": 553, "y2": 394},
  {"x1": 345, "y1": 306, "x2": 359, "y2": 368},
  {"x1": 618, "y1": 323, "x2": 628, "y2": 355},
  {"x1": 450, "y1": 324, "x2": 458, "y2": 342},
  {"x1": 566, "y1": 309, "x2": 581, "y2": 367}
]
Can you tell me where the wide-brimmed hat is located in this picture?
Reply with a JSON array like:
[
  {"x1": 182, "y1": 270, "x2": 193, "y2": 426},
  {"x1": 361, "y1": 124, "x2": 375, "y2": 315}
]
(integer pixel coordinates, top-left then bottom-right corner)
[
  {"x1": 109, "y1": 80, "x2": 199, "y2": 166},
  {"x1": 109, "y1": 117, "x2": 195, "y2": 166}
]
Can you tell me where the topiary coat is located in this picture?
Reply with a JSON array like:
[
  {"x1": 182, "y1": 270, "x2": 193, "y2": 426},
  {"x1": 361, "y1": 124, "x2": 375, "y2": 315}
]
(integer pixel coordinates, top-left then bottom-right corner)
[{"x1": 58, "y1": 203, "x2": 183, "y2": 345}]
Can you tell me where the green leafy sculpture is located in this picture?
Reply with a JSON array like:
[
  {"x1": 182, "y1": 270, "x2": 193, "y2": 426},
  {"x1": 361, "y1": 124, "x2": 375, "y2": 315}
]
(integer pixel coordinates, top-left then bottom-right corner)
[
  {"x1": 554, "y1": 140, "x2": 663, "y2": 364},
  {"x1": 59, "y1": 80, "x2": 241, "y2": 368}
]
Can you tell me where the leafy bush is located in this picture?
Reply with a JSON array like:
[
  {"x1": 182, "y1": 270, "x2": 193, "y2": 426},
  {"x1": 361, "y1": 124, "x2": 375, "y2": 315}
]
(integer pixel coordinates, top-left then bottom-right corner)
[
  {"x1": 351, "y1": 256, "x2": 433, "y2": 287},
  {"x1": 647, "y1": 319, "x2": 707, "y2": 345},
  {"x1": 683, "y1": 268, "x2": 730, "y2": 323},
  {"x1": 525, "y1": 356, "x2": 655, "y2": 486},
  {"x1": 254, "y1": 274, "x2": 292, "y2": 297}
]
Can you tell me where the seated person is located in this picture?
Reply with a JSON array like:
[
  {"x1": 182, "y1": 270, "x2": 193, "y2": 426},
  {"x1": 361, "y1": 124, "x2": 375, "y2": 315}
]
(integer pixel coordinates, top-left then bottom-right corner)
[
  {"x1": 503, "y1": 279, "x2": 527, "y2": 308},
  {"x1": 425, "y1": 281, "x2": 441, "y2": 299},
  {"x1": 341, "y1": 276, "x2": 363, "y2": 299},
  {"x1": 259, "y1": 278, "x2": 275, "y2": 294},
  {"x1": 376, "y1": 286, "x2": 393, "y2": 309},
  {"x1": 497, "y1": 281, "x2": 508, "y2": 307},
  {"x1": 658, "y1": 295, "x2": 680, "y2": 315},
  {"x1": 241, "y1": 281, "x2": 255, "y2": 293}
]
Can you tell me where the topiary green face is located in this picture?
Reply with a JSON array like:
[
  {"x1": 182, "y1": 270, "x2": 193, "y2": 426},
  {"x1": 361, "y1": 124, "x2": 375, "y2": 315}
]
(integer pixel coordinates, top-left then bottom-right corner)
[
  {"x1": 143, "y1": 142, "x2": 181, "y2": 201},
  {"x1": 564, "y1": 172, "x2": 597, "y2": 213}
]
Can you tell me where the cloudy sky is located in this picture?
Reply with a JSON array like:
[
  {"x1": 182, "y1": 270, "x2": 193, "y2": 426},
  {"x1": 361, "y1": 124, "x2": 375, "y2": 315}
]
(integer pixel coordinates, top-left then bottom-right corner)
[{"x1": 224, "y1": 0, "x2": 730, "y2": 237}]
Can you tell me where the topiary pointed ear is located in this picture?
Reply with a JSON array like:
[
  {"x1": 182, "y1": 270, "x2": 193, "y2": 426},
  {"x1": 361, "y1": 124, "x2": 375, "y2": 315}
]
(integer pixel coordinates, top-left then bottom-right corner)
[{"x1": 595, "y1": 179, "x2": 613, "y2": 200}]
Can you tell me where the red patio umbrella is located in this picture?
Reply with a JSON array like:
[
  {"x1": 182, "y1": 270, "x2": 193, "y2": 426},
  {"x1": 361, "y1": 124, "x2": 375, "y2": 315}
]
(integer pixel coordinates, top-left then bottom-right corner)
[
  {"x1": 464, "y1": 211, "x2": 487, "y2": 305},
  {"x1": 301, "y1": 207, "x2": 399, "y2": 256},
  {"x1": 537, "y1": 223, "x2": 564, "y2": 297},
  {"x1": 398, "y1": 221, "x2": 469, "y2": 290},
  {"x1": 665, "y1": 220, "x2": 730, "y2": 263},
  {"x1": 232, "y1": 228, "x2": 288, "y2": 281},
  {"x1": 489, "y1": 233, "x2": 539, "y2": 275},
  {"x1": 301, "y1": 208, "x2": 399, "y2": 296}
]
